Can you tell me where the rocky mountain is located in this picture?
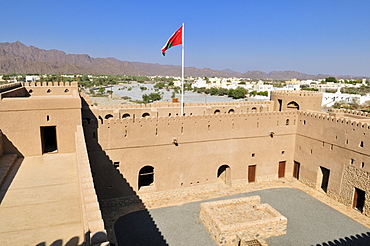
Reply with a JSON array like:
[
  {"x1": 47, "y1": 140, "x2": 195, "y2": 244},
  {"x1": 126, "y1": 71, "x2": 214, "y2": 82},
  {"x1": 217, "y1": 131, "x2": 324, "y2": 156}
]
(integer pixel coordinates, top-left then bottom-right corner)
[{"x1": 0, "y1": 41, "x2": 354, "y2": 79}]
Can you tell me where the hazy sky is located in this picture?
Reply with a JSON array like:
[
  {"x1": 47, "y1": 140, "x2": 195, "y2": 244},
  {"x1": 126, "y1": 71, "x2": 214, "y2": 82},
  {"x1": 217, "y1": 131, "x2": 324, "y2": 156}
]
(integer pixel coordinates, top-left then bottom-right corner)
[{"x1": 2, "y1": 0, "x2": 370, "y2": 76}]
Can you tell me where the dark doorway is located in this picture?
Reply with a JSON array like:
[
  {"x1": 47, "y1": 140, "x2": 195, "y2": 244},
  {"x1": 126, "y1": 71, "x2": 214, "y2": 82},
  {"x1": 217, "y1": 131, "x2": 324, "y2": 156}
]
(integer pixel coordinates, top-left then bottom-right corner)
[
  {"x1": 319, "y1": 166, "x2": 330, "y2": 193},
  {"x1": 40, "y1": 126, "x2": 57, "y2": 154},
  {"x1": 353, "y1": 187, "x2": 366, "y2": 213},
  {"x1": 217, "y1": 165, "x2": 230, "y2": 184},
  {"x1": 293, "y1": 161, "x2": 300, "y2": 179},
  {"x1": 138, "y1": 166, "x2": 154, "y2": 190},
  {"x1": 278, "y1": 161, "x2": 286, "y2": 178},
  {"x1": 278, "y1": 99, "x2": 283, "y2": 111},
  {"x1": 248, "y1": 165, "x2": 256, "y2": 183}
]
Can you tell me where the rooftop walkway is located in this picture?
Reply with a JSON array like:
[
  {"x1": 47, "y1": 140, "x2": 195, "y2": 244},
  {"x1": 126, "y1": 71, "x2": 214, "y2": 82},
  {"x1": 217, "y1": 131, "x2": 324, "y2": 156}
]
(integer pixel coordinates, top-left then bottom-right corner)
[{"x1": 0, "y1": 153, "x2": 84, "y2": 245}]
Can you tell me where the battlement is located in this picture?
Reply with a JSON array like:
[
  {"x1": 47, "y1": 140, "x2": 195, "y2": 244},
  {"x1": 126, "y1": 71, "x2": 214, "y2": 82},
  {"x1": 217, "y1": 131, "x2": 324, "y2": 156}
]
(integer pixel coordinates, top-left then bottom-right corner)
[
  {"x1": 24, "y1": 81, "x2": 78, "y2": 87},
  {"x1": 98, "y1": 110, "x2": 299, "y2": 125},
  {"x1": 271, "y1": 90, "x2": 322, "y2": 97},
  {"x1": 24, "y1": 81, "x2": 79, "y2": 96},
  {"x1": 299, "y1": 110, "x2": 370, "y2": 130},
  {"x1": 96, "y1": 100, "x2": 272, "y2": 110},
  {"x1": 329, "y1": 109, "x2": 370, "y2": 119}
]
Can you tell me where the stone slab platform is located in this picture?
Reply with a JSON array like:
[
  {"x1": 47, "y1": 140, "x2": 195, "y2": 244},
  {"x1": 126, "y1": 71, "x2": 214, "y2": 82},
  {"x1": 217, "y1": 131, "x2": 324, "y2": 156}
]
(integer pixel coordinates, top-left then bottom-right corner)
[{"x1": 200, "y1": 196, "x2": 287, "y2": 246}]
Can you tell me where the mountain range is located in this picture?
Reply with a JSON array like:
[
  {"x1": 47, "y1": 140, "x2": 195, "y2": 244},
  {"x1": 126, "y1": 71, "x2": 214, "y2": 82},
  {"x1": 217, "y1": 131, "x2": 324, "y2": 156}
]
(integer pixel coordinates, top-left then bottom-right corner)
[{"x1": 0, "y1": 41, "x2": 359, "y2": 80}]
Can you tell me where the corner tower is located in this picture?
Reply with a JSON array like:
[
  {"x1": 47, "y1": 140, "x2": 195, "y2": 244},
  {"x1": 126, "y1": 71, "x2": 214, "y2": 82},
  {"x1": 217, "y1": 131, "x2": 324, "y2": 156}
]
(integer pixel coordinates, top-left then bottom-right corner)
[{"x1": 270, "y1": 90, "x2": 322, "y2": 112}]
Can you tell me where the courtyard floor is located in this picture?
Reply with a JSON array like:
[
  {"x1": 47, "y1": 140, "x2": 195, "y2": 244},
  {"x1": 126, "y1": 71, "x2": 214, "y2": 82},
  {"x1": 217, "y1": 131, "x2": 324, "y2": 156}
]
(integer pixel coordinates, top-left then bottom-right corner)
[{"x1": 112, "y1": 178, "x2": 370, "y2": 246}]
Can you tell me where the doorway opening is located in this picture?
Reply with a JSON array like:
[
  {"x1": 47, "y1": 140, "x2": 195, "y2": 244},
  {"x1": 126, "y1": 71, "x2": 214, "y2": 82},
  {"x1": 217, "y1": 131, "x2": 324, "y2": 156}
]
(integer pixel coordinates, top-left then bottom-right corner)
[
  {"x1": 40, "y1": 126, "x2": 57, "y2": 154},
  {"x1": 278, "y1": 161, "x2": 286, "y2": 178},
  {"x1": 138, "y1": 166, "x2": 154, "y2": 190},
  {"x1": 278, "y1": 99, "x2": 282, "y2": 111},
  {"x1": 217, "y1": 165, "x2": 230, "y2": 184},
  {"x1": 318, "y1": 166, "x2": 330, "y2": 193},
  {"x1": 248, "y1": 165, "x2": 256, "y2": 183},
  {"x1": 353, "y1": 187, "x2": 365, "y2": 213},
  {"x1": 293, "y1": 161, "x2": 300, "y2": 179}
]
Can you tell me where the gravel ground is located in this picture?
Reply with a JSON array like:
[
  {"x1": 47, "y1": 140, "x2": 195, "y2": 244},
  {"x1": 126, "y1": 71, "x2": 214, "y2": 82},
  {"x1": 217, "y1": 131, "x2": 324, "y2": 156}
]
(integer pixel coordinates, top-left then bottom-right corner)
[{"x1": 114, "y1": 188, "x2": 370, "y2": 246}]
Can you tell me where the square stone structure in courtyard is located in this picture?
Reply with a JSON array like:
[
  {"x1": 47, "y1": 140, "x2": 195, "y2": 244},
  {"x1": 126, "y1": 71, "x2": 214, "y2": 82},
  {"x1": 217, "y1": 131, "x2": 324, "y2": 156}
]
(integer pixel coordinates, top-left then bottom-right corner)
[{"x1": 199, "y1": 196, "x2": 287, "y2": 246}]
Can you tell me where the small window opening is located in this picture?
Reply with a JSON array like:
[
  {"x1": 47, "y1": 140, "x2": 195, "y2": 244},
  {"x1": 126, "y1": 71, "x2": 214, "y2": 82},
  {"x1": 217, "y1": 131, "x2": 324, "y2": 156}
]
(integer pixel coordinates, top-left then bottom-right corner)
[
  {"x1": 286, "y1": 119, "x2": 289, "y2": 125},
  {"x1": 113, "y1": 162, "x2": 120, "y2": 168},
  {"x1": 350, "y1": 159, "x2": 355, "y2": 165},
  {"x1": 252, "y1": 153, "x2": 255, "y2": 157},
  {"x1": 29, "y1": 89, "x2": 33, "y2": 94},
  {"x1": 47, "y1": 89, "x2": 51, "y2": 93},
  {"x1": 64, "y1": 89, "x2": 69, "y2": 93},
  {"x1": 46, "y1": 115, "x2": 50, "y2": 121},
  {"x1": 361, "y1": 162, "x2": 365, "y2": 168},
  {"x1": 105, "y1": 114, "x2": 113, "y2": 119},
  {"x1": 122, "y1": 113, "x2": 131, "y2": 119},
  {"x1": 214, "y1": 109, "x2": 220, "y2": 114},
  {"x1": 360, "y1": 141, "x2": 364, "y2": 148},
  {"x1": 138, "y1": 166, "x2": 154, "y2": 189},
  {"x1": 142, "y1": 112, "x2": 150, "y2": 117},
  {"x1": 228, "y1": 109, "x2": 235, "y2": 114}
]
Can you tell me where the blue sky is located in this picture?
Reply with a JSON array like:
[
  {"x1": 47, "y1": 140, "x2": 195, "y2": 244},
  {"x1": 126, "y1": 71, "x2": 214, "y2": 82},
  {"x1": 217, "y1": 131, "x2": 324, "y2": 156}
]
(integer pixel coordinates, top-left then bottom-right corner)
[{"x1": 2, "y1": 0, "x2": 370, "y2": 76}]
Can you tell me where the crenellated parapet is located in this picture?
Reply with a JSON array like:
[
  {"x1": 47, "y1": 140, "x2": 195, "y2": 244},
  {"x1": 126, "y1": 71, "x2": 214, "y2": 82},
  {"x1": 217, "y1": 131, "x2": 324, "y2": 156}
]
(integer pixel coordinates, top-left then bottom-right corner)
[
  {"x1": 24, "y1": 81, "x2": 79, "y2": 96},
  {"x1": 271, "y1": 90, "x2": 322, "y2": 97},
  {"x1": 94, "y1": 101, "x2": 274, "y2": 120}
]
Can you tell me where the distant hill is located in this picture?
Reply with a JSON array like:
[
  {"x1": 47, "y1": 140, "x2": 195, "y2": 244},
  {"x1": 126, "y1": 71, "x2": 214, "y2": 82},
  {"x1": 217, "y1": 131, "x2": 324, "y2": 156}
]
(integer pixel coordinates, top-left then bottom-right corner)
[{"x1": 0, "y1": 41, "x2": 360, "y2": 80}]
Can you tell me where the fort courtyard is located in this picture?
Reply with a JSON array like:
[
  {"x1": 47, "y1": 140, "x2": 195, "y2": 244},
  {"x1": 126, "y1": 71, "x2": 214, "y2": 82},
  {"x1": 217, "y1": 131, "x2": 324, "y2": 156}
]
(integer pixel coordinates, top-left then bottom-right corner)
[{"x1": 0, "y1": 82, "x2": 370, "y2": 245}]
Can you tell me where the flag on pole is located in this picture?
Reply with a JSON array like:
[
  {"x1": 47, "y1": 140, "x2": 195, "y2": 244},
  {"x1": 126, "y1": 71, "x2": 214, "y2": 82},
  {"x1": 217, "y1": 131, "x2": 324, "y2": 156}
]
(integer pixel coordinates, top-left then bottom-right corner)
[{"x1": 161, "y1": 26, "x2": 183, "y2": 56}]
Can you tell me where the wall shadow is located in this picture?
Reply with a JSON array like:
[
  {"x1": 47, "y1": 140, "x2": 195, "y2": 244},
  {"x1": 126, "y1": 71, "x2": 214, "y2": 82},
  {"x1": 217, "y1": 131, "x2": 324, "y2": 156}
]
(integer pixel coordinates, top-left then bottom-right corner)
[
  {"x1": 36, "y1": 236, "x2": 82, "y2": 246},
  {"x1": 0, "y1": 133, "x2": 24, "y2": 204},
  {"x1": 313, "y1": 232, "x2": 370, "y2": 246},
  {"x1": 81, "y1": 96, "x2": 168, "y2": 245}
]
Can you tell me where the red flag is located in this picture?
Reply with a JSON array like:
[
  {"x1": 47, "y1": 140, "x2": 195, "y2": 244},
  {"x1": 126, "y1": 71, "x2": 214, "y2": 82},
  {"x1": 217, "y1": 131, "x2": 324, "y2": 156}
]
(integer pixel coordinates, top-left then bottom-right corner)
[{"x1": 161, "y1": 26, "x2": 183, "y2": 56}]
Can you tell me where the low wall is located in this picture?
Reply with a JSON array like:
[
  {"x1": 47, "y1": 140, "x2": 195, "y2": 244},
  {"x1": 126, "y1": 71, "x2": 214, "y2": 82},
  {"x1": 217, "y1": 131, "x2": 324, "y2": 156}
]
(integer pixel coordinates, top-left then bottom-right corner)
[{"x1": 75, "y1": 125, "x2": 108, "y2": 246}]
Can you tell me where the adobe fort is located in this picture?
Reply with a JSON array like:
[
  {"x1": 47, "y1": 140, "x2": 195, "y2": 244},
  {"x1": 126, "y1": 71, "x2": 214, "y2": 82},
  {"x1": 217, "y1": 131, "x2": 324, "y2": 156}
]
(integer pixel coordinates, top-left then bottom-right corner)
[{"x1": 0, "y1": 82, "x2": 369, "y2": 245}]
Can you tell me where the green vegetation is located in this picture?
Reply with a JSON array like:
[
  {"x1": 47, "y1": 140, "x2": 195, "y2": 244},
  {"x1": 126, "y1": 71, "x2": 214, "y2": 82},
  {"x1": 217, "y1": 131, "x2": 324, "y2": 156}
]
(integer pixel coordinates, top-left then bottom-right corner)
[
  {"x1": 249, "y1": 91, "x2": 268, "y2": 97},
  {"x1": 142, "y1": 92, "x2": 162, "y2": 103},
  {"x1": 193, "y1": 86, "x2": 247, "y2": 99}
]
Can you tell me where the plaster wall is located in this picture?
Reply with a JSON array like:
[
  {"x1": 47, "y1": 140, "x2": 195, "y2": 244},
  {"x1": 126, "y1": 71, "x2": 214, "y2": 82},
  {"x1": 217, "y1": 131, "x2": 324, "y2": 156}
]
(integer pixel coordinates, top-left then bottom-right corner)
[
  {"x1": 295, "y1": 111, "x2": 370, "y2": 202},
  {"x1": 0, "y1": 82, "x2": 81, "y2": 156},
  {"x1": 92, "y1": 111, "x2": 297, "y2": 193}
]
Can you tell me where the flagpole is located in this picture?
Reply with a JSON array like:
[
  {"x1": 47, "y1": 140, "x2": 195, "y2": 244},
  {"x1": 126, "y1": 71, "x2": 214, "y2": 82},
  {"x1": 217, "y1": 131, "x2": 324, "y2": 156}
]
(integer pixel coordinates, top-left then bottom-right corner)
[{"x1": 181, "y1": 22, "x2": 185, "y2": 116}]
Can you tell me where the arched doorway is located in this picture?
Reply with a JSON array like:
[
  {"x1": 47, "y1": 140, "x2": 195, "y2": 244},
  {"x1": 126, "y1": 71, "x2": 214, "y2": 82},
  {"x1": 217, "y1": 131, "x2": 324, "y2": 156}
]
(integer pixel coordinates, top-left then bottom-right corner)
[
  {"x1": 287, "y1": 101, "x2": 300, "y2": 110},
  {"x1": 138, "y1": 166, "x2": 154, "y2": 190},
  {"x1": 217, "y1": 165, "x2": 230, "y2": 185}
]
